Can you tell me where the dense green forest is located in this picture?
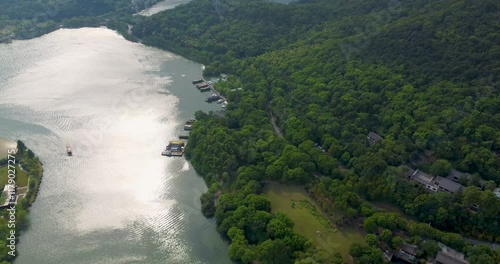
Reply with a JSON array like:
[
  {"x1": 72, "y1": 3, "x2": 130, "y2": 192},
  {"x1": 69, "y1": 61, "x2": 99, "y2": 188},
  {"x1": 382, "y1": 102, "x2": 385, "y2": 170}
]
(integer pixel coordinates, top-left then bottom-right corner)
[
  {"x1": 133, "y1": 0, "x2": 500, "y2": 263},
  {"x1": 0, "y1": 0, "x2": 160, "y2": 41}
]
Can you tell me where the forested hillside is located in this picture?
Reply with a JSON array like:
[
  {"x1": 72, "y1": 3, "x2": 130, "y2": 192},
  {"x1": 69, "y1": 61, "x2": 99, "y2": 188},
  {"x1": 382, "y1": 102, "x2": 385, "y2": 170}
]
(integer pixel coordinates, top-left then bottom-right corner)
[
  {"x1": 132, "y1": 0, "x2": 500, "y2": 263},
  {"x1": 132, "y1": 0, "x2": 399, "y2": 71},
  {"x1": 0, "y1": 0, "x2": 159, "y2": 41}
]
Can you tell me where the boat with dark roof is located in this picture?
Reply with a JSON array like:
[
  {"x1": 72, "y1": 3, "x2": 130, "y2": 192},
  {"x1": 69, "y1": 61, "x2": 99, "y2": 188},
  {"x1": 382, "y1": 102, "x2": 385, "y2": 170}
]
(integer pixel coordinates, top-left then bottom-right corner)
[{"x1": 205, "y1": 94, "x2": 220, "y2": 103}]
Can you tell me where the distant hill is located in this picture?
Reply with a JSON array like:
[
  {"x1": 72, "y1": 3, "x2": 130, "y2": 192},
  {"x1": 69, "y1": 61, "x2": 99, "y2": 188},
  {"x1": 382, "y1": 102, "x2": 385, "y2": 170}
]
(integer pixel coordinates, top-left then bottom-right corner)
[{"x1": 0, "y1": 0, "x2": 161, "y2": 40}]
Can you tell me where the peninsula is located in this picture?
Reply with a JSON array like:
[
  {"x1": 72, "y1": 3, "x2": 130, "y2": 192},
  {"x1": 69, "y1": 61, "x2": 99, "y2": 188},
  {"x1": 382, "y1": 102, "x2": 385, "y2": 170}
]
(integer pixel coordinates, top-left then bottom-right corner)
[{"x1": 0, "y1": 139, "x2": 44, "y2": 262}]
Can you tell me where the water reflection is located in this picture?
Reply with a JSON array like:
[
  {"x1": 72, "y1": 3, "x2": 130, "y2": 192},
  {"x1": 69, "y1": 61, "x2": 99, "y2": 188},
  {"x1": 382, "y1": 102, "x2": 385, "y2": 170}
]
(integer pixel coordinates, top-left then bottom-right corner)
[{"x1": 0, "y1": 28, "x2": 230, "y2": 264}]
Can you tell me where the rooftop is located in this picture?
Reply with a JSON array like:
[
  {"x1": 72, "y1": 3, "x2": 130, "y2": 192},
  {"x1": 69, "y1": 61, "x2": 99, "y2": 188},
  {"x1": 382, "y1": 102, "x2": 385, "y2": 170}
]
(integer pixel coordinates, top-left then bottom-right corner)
[
  {"x1": 401, "y1": 243, "x2": 418, "y2": 255},
  {"x1": 435, "y1": 243, "x2": 468, "y2": 264},
  {"x1": 435, "y1": 176, "x2": 465, "y2": 193},
  {"x1": 435, "y1": 251, "x2": 468, "y2": 264},
  {"x1": 494, "y1": 188, "x2": 500, "y2": 199},
  {"x1": 446, "y1": 169, "x2": 486, "y2": 188},
  {"x1": 367, "y1": 132, "x2": 383, "y2": 145},
  {"x1": 410, "y1": 169, "x2": 434, "y2": 186}
]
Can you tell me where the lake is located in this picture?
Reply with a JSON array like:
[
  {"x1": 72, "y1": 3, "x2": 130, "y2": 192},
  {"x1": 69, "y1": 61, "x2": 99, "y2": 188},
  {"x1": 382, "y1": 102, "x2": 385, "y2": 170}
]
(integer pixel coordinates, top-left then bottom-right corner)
[{"x1": 0, "y1": 27, "x2": 230, "y2": 264}]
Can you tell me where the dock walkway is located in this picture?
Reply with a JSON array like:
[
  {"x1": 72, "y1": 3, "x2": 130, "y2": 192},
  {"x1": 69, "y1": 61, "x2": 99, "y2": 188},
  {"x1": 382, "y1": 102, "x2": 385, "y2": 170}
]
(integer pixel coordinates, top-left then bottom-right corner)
[{"x1": 193, "y1": 78, "x2": 228, "y2": 103}]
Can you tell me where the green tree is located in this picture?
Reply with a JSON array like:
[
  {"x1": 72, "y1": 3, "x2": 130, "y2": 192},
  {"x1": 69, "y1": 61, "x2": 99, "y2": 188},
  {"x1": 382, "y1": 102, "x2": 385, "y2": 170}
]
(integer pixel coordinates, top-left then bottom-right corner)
[
  {"x1": 391, "y1": 236, "x2": 404, "y2": 249},
  {"x1": 365, "y1": 234, "x2": 378, "y2": 247},
  {"x1": 420, "y1": 240, "x2": 440, "y2": 258},
  {"x1": 256, "y1": 239, "x2": 291, "y2": 264},
  {"x1": 380, "y1": 229, "x2": 392, "y2": 243},
  {"x1": 430, "y1": 159, "x2": 452, "y2": 176}
]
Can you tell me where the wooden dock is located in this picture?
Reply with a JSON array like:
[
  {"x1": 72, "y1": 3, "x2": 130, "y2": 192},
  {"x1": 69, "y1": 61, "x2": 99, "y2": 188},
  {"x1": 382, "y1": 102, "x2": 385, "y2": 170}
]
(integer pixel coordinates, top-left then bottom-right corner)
[{"x1": 192, "y1": 78, "x2": 228, "y2": 105}]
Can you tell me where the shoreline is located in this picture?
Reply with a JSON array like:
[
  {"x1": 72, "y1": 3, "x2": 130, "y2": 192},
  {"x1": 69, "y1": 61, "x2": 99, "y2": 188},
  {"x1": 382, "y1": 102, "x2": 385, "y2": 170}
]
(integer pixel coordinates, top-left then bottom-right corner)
[
  {"x1": 0, "y1": 140, "x2": 44, "y2": 262},
  {"x1": 1, "y1": 27, "x2": 232, "y2": 262},
  {"x1": 1, "y1": 26, "x2": 207, "y2": 74}
]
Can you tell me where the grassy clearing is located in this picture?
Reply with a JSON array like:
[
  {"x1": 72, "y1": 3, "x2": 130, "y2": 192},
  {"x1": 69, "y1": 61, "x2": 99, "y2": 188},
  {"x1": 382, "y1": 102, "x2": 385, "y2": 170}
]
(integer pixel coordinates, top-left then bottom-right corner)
[
  {"x1": 213, "y1": 76, "x2": 242, "y2": 95},
  {"x1": 263, "y1": 182, "x2": 365, "y2": 262},
  {"x1": 0, "y1": 166, "x2": 29, "y2": 187},
  {"x1": 0, "y1": 192, "x2": 6, "y2": 204}
]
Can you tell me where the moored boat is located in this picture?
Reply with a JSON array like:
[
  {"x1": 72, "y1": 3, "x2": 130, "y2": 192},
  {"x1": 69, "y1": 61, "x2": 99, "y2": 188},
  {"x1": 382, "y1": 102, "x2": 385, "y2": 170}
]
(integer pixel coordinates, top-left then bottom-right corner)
[
  {"x1": 205, "y1": 94, "x2": 220, "y2": 103},
  {"x1": 184, "y1": 118, "x2": 196, "y2": 130},
  {"x1": 199, "y1": 86, "x2": 211, "y2": 92},
  {"x1": 196, "y1": 83, "x2": 209, "y2": 89}
]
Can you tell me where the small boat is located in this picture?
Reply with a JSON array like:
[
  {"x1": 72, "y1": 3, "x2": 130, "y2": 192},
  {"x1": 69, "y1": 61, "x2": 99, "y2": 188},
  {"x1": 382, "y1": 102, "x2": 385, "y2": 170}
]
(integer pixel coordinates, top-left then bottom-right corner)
[
  {"x1": 199, "y1": 86, "x2": 211, "y2": 92},
  {"x1": 205, "y1": 94, "x2": 220, "y2": 103},
  {"x1": 192, "y1": 79, "x2": 204, "y2": 84},
  {"x1": 184, "y1": 118, "x2": 196, "y2": 130},
  {"x1": 196, "y1": 83, "x2": 209, "y2": 89},
  {"x1": 216, "y1": 99, "x2": 224, "y2": 104},
  {"x1": 66, "y1": 145, "x2": 72, "y2": 156}
]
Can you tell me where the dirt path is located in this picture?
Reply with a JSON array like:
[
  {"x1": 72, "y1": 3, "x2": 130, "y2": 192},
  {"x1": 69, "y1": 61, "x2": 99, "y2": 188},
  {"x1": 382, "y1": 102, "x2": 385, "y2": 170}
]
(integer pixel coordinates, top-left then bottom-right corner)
[{"x1": 269, "y1": 110, "x2": 286, "y2": 140}]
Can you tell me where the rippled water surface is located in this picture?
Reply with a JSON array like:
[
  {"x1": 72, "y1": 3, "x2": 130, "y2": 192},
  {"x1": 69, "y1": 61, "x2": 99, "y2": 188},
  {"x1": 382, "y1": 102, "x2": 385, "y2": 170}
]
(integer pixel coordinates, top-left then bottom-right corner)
[{"x1": 0, "y1": 28, "x2": 230, "y2": 264}]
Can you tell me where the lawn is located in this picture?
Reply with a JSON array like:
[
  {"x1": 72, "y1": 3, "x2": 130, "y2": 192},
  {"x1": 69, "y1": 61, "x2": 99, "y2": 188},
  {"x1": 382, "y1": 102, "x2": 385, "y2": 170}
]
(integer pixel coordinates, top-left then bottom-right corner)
[
  {"x1": 0, "y1": 166, "x2": 29, "y2": 187},
  {"x1": 0, "y1": 192, "x2": 6, "y2": 205},
  {"x1": 263, "y1": 182, "x2": 365, "y2": 263}
]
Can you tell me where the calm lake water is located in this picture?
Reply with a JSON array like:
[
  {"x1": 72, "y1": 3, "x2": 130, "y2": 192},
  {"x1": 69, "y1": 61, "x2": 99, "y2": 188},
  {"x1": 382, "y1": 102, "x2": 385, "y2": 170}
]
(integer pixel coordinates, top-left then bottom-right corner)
[{"x1": 0, "y1": 27, "x2": 230, "y2": 264}]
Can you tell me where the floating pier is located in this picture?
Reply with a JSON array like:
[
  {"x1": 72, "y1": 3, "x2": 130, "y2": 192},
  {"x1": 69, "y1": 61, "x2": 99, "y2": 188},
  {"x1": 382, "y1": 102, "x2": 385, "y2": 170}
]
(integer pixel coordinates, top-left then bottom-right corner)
[
  {"x1": 161, "y1": 141, "x2": 185, "y2": 157},
  {"x1": 192, "y1": 77, "x2": 229, "y2": 107},
  {"x1": 184, "y1": 118, "x2": 196, "y2": 130}
]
